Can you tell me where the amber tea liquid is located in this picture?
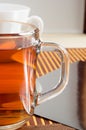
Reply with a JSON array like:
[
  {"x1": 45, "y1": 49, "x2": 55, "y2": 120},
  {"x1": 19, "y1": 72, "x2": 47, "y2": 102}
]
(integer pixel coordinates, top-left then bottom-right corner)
[{"x1": 0, "y1": 39, "x2": 37, "y2": 126}]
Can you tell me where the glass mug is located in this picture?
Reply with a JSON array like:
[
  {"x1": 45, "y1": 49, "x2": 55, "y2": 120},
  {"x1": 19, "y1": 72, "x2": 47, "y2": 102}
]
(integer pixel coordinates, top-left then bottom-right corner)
[{"x1": 0, "y1": 21, "x2": 69, "y2": 130}]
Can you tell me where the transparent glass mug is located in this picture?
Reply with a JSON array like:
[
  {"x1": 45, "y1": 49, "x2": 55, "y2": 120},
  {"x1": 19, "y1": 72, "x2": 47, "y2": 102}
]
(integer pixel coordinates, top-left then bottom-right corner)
[{"x1": 0, "y1": 21, "x2": 69, "y2": 130}]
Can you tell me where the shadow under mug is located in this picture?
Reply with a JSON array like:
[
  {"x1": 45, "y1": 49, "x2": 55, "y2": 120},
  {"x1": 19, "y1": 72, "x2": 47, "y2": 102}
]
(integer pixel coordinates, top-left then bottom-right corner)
[{"x1": 0, "y1": 21, "x2": 69, "y2": 130}]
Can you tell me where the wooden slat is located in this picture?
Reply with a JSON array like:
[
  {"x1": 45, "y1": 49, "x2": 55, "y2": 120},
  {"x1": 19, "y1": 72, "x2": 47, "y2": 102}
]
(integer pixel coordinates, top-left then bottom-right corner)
[{"x1": 37, "y1": 48, "x2": 86, "y2": 77}]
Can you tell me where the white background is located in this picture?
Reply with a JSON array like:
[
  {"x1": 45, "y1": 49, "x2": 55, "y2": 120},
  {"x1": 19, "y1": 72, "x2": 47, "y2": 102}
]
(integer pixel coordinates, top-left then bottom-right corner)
[{"x1": 0, "y1": 0, "x2": 85, "y2": 33}]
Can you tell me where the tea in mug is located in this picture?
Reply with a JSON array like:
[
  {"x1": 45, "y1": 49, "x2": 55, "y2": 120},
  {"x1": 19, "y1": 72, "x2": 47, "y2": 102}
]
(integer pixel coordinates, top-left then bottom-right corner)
[{"x1": 0, "y1": 36, "x2": 37, "y2": 125}]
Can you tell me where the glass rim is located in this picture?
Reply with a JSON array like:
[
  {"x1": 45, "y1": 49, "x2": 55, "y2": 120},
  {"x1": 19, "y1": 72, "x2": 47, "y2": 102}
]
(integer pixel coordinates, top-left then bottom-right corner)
[{"x1": 0, "y1": 20, "x2": 39, "y2": 39}]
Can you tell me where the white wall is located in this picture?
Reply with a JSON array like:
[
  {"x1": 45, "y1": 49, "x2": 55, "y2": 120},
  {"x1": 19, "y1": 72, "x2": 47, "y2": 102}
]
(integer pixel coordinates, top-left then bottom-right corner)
[{"x1": 0, "y1": 0, "x2": 85, "y2": 33}]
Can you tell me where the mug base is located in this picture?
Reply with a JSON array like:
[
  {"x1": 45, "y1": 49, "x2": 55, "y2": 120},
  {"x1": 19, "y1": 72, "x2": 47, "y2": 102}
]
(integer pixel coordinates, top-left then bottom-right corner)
[{"x1": 0, "y1": 120, "x2": 25, "y2": 130}]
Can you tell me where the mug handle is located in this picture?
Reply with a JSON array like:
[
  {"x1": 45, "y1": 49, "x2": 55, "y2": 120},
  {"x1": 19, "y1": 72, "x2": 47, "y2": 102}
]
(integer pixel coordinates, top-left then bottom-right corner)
[
  {"x1": 27, "y1": 16, "x2": 44, "y2": 34},
  {"x1": 36, "y1": 42, "x2": 69, "y2": 105}
]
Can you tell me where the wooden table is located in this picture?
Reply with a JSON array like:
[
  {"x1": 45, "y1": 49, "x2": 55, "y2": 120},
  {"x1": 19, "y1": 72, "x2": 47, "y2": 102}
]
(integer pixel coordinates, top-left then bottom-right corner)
[{"x1": 19, "y1": 48, "x2": 86, "y2": 130}]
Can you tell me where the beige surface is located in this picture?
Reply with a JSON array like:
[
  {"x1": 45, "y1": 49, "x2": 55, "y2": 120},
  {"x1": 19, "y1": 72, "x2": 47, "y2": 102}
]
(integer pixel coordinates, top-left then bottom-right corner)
[{"x1": 41, "y1": 33, "x2": 86, "y2": 48}]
